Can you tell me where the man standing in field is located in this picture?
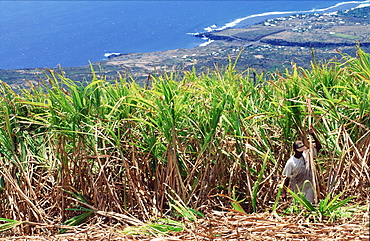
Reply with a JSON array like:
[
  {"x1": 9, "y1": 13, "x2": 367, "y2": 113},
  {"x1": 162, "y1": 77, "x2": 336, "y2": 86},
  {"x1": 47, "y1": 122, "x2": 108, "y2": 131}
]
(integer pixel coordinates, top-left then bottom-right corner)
[{"x1": 282, "y1": 128, "x2": 322, "y2": 203}]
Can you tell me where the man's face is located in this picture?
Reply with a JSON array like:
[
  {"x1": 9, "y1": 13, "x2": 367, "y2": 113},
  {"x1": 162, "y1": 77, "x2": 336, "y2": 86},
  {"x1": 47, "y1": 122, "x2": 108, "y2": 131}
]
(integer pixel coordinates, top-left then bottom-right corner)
[{"x1": 294, "y1": 141, "x2": 308, "y2": 152}]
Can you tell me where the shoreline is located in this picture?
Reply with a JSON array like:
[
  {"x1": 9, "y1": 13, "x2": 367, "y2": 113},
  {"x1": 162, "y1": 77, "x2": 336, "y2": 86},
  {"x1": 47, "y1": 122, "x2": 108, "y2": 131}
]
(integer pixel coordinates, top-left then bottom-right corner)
[
  {"x1": 202, "y1": 1, "x2": 369, "y2": 32},
  {"x1": 99, "y1": 1, "x2": 370, "y2": 66},
  {"x1": 2, "y1": 1, "x2": 370, "y2": 70}
]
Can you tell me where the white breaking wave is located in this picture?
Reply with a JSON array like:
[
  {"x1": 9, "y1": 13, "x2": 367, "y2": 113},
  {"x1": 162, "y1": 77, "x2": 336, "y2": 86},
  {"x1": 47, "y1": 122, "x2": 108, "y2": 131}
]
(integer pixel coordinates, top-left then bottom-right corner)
[
  {"x1": 104, "y1": 52, "x2": 121, "y2": 58},
  {"x1": 199, "y1": 39, "x2": 214, "y2": 47},
  {"x1": 355, "y1": 2, "x2": 370, "y2": 8}
]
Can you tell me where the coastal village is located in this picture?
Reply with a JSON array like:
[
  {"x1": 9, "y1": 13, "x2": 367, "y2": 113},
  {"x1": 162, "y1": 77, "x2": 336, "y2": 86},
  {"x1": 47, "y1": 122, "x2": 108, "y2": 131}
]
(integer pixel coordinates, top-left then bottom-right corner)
[{"x1": 0, "y1": 6, "x2": 369, "y2": 88}]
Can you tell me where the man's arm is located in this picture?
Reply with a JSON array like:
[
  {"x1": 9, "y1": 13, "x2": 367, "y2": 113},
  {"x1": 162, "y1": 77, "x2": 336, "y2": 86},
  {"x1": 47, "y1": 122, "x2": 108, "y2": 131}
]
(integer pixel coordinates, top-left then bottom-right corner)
[{"x1": 282, "y1": 177, "x2": 290, "y2": 199}]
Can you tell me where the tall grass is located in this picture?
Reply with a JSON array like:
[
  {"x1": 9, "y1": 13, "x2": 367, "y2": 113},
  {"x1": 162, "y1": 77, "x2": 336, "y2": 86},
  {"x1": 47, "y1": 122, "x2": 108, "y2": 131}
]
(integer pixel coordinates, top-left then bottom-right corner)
[{"x1": 0, "y1": 48, "x2": 369, "y2": 235}]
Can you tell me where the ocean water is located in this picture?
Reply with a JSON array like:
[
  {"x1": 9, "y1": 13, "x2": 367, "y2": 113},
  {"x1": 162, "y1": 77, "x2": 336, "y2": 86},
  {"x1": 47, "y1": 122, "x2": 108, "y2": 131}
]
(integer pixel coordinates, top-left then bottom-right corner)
[{"x1": 0, "y1": 1, "x2": 368, "y2": 70}]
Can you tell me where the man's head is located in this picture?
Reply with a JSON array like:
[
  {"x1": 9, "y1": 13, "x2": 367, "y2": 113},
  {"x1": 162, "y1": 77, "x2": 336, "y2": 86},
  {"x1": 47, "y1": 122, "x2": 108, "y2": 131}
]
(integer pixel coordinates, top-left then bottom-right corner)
[{"x1": 293, "y1": 140, "x2": 308, "y2": 152}]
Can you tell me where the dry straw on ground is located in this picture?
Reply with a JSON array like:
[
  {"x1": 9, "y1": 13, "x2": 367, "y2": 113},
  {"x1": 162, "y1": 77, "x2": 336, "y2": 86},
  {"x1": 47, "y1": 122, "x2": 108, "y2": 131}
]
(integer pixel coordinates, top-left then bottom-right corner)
[{"x1": 1, "y1": 210, "x2": 368, "y2": 240}]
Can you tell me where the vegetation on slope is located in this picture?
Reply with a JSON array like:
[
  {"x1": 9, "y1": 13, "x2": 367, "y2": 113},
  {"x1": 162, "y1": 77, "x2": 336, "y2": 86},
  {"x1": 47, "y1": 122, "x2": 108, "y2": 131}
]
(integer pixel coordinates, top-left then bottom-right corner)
[{"x1": 0, "y1": 48, "x2": 369, "y2": 237}]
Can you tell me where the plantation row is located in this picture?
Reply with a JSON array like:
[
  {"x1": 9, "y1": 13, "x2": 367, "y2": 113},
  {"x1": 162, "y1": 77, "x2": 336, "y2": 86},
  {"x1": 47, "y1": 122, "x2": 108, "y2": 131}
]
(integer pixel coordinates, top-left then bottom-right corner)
[{"x1": 0, "y1": 48, "x2": 369, "y2": 234}]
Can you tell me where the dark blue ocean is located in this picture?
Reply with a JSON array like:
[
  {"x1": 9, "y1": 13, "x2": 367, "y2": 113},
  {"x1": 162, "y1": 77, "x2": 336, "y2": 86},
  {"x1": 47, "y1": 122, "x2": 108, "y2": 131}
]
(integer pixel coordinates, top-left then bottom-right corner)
[{"x1": 0, "y1": 1, "x2": 368, "y2": 69}]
